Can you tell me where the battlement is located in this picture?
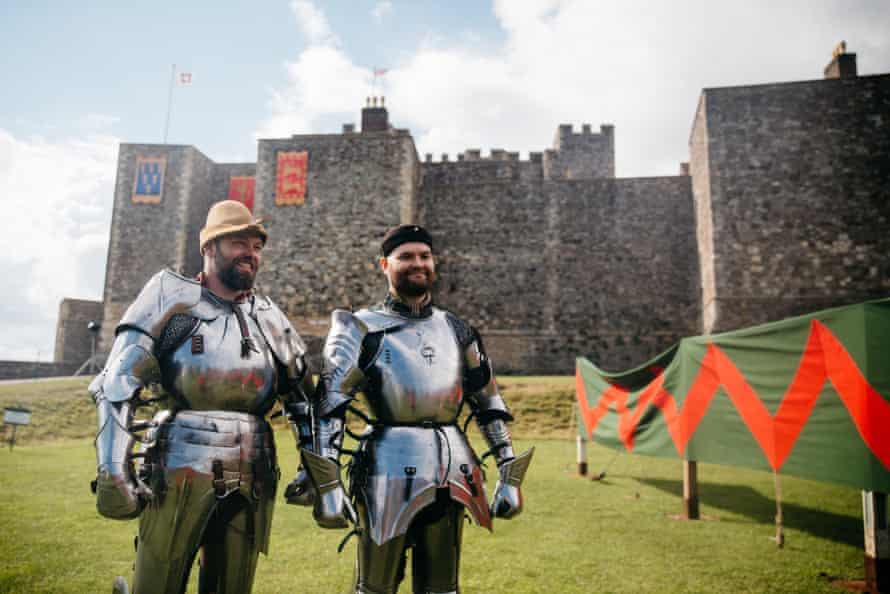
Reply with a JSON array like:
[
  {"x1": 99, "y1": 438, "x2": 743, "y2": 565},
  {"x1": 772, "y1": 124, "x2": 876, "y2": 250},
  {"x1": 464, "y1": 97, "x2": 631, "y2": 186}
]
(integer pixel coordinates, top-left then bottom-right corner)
[
  {"x1": 554, "y1": 122, "x2": 614, "y2": 148},
  {"x1": 424, "y1": 148, "x2": 526, "y2": 164},
  {"x1": 420, "y1": 121, "x2": 616, "y2": 185}
]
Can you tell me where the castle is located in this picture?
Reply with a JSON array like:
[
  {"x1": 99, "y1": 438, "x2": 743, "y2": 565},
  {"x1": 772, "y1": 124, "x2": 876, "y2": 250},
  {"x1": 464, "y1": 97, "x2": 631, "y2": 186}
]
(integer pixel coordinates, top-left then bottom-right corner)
[{"x1": 52, "y1": 46, "x2": 890, "y2": 375}]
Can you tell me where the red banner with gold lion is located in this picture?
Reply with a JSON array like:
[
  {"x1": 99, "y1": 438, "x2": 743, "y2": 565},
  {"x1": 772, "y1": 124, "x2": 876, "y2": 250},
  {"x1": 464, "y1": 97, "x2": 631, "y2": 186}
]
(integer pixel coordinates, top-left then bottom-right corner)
[{"x1": 275, "y1": 151, "x2": 308, "y2": 205}]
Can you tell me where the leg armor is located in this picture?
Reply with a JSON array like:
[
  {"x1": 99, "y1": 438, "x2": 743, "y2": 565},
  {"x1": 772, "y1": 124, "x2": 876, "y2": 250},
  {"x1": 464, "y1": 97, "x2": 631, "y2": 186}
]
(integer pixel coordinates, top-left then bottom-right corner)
[
  {"x1": 353, "y1": 490, "x2": 464, "y2": 594},
  {"x1": 128, "y1": 411, "x2": 277, "y2": 594},
  {"x1": 196, "y1": 494, "x2": 261, "y2": 594}
]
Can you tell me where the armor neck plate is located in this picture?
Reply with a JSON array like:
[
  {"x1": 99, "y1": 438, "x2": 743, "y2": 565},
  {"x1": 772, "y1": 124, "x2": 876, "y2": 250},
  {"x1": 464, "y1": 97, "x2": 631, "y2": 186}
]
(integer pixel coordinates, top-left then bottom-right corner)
[{"x1": 381, "y1": 293, "x2": 433, "y2": 319}]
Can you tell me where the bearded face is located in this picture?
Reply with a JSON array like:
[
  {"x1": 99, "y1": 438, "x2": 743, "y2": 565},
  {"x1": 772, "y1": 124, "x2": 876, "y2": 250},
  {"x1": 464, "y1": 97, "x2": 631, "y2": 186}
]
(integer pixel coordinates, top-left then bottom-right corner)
[
  {"x1": 210, "y1": 234, "x2": 262, "y2": 292},
  {"x1": 216, "y1": 249, "x2": 256, "y2": 290},
  {"x1": 392, "y1": 264, "x2": 435, "y2": 296},
  {"x1": 384, "y1": 242, "x2": 436, "y2": 297}
]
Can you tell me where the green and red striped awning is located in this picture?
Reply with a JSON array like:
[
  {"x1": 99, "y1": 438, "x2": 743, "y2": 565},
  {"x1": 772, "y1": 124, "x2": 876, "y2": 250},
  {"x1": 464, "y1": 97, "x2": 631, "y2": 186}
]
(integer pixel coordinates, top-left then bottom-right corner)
[{"x1": 576, "y1": 299, "x2": 890, "y2": 491}]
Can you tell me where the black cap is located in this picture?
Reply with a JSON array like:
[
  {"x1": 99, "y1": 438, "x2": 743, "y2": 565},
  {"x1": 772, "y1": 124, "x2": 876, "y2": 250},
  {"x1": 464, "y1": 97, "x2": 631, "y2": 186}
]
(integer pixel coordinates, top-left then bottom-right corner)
[{"x1": 381, "y1": 224, "x2": 433, "y2": 257}]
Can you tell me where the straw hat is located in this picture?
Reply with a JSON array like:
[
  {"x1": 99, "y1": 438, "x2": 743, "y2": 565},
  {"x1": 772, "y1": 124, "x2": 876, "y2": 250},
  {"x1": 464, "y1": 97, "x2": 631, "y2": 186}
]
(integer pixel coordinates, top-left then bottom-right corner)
[{"x1": 199, "y1": 200, "x2": 267, "y2": 253}]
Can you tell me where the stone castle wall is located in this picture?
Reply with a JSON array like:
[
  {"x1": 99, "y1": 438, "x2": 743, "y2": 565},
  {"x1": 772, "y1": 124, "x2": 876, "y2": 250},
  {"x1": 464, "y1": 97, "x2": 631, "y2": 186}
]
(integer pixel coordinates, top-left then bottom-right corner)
[
  {"x1": 254, "y1": 131, "x2": 419, "y2": 336},
  {"x1": 422, "y1": 175, "x2": 699, "y2": 373},
  {"x1": 53, "y1": 298, "x2": 104, "y2": 365},
  {"x1": 693, "y1": 74, "x2": 890, "y2": 332},
  {"x1": 0, "y1": 361, "x2": 81, "y2": 381}
]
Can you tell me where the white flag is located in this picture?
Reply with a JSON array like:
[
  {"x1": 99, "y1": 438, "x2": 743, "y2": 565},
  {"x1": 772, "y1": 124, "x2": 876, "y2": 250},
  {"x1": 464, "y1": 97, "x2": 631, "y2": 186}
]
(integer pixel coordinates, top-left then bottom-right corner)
[{"x1": 178, "y1": 72, "x2": 193, "y2": 85}]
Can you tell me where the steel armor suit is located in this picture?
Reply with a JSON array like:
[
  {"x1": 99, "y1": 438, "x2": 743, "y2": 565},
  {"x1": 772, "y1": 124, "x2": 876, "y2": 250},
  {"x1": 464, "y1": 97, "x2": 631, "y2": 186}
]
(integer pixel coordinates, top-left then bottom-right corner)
[
  {"x1": 303, "y1": 295, "x2": 533, "y2": 594},
  {"x1": 89, "y1": 269, "x2": 314, "y2": 594}
]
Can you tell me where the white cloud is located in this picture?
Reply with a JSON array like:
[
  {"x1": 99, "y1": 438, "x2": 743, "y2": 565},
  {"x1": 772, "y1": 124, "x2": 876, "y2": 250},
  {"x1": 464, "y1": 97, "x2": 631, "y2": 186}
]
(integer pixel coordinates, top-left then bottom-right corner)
[
  {"x1": 372, "y1": 1, "x2": 393, "y2": 23},
  {"x1": 290, "y1": 0, "x2": 339, "y2": 46},
  {"x1": 257, "y1": 45, "x2": 371, "y2": 138},
  {"x1": 0, "y1": 128, "x2": 118, "y2": 360},
  {"x1": 261, "y1": 0, "x2": 890, "y2": 176},
  {"x1": 75, "y1": 113, "x2": 121, "y2": 131}
]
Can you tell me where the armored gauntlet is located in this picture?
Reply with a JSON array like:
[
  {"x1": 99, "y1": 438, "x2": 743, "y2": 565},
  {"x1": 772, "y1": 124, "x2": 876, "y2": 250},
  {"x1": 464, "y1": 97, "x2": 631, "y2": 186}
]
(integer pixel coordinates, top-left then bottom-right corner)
[
  {"x1": 89, "y1": 331, "x2": 160, "y2": 519},
  {"x1": 462, "y1": 326, "x2": 533, "y2": 519},
  {"x1": 283, "y1": 399, "x2": 315, "y2": 506},
  {"x1": 304, "y1": 309, "x2": 367, "y2": 528},
  {"x1": 304, "y1": 414, "x2": 355, "y2": 528}
]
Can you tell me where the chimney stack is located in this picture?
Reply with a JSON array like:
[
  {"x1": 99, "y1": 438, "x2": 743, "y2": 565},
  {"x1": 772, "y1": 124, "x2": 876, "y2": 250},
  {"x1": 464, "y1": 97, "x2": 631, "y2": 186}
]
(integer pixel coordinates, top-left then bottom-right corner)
[
  {"x1": 361, "y1": 96, "x2": 389, "y2": 132},
  {"x1": 824, "y1": 41, "x2": 857, "y2": 79}
]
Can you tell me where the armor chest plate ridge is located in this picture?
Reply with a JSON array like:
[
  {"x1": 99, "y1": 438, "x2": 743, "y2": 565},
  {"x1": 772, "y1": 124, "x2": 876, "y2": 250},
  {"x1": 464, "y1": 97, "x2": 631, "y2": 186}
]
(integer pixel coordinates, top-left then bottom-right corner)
[
  {"x1": 366, "y1": 310, "x2": 463, "y2": 423},
  {"x1": 161, "y1": 301, "x2": 278, "y2": 413}
]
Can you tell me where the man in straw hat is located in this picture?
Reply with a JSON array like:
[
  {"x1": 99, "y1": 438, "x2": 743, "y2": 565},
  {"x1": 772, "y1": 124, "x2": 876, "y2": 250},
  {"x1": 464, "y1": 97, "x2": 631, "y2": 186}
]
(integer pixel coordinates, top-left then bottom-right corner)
[
  {"x1": 302, "y1": 224, "x2": 534, "y2": 594},
  {"x1": 89, "y1": 200, "x2": 315, "y2": 594}
]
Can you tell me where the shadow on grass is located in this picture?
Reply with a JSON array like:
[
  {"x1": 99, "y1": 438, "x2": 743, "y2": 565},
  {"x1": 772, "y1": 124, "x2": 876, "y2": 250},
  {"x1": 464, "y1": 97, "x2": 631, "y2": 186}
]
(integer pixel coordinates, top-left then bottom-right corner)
[{"x1": 637, "y1": 477, "x2": 862, "y2": 548}]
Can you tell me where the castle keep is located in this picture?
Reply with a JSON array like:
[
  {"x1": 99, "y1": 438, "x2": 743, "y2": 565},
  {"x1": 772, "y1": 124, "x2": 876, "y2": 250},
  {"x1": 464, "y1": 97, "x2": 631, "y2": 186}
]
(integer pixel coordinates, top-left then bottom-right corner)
[{"x1": 54, "y1": 48, "x2": 890, "y2": 375}]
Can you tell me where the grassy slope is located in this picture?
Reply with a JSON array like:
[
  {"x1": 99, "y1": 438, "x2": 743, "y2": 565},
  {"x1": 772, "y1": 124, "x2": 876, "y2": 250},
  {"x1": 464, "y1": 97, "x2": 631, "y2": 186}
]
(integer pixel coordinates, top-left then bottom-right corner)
[
  {"x1": 0, "y1": 376, "x2": 578, "y2": 444},
  {"x1": 0, "y1": 377, "x2": 865, "y2": 593}
]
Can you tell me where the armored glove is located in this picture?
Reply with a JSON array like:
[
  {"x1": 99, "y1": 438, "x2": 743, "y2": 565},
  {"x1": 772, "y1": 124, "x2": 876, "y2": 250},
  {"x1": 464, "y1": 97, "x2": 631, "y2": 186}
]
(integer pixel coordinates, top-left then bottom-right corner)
[
  {"x1": 92, "y1": 396, "x2": 153, "y2": 520},
  {"x1": 92, "y1": 405, "x2": 164, "y2": 519},
  {"x1": 489, "y1": 448, "x2": 534, "y2": 519},
  {"x1": 283, "y1": 400, "x2": 316, "y2": 506},
  {"x1": 284, "y1": 465, "x2": 315, "y2": 506},
  {"x1": 94, "y1": 463, "x2": 149, "y2": 520},
  {"x1": 301, "y1": 449, "x2": 356, "y2": 528}
]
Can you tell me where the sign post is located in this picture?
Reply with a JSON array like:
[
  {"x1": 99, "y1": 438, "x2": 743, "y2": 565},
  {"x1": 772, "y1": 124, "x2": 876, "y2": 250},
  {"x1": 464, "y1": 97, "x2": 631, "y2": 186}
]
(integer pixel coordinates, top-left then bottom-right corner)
[{"x1": 3, "y1": 406, "x2": 32, "y2": 451}]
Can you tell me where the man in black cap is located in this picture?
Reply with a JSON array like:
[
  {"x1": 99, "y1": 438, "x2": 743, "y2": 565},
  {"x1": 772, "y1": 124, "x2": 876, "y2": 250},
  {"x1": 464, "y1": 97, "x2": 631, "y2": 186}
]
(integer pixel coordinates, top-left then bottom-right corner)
[{"x1": 302, "y1": 224, "x2": 534, "y2": 593}]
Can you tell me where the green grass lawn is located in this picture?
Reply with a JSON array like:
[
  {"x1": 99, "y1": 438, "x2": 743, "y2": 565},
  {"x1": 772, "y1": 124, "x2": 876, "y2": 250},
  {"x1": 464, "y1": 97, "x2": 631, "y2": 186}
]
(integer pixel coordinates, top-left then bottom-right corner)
[{"x1": 0, "y1": 377, "x2": 867, "y2": 593}]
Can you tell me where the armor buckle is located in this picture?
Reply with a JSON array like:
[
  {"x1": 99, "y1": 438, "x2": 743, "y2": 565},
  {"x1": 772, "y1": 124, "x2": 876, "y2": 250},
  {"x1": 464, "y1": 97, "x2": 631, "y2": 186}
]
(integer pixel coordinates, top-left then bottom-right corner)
[{"x1": 212, "y1": 459, "x2": 226, "y2": 497}]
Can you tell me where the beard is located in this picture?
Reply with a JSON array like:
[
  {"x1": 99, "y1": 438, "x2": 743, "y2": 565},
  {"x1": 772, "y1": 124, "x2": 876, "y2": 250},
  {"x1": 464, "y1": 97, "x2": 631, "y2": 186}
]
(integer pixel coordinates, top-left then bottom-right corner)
[
  {"x1": 392, "y1": 268, "x2": 435, "y2": 297},
  {"x1": 215, "y1": 249, "x2": 257, "y2": 292}
]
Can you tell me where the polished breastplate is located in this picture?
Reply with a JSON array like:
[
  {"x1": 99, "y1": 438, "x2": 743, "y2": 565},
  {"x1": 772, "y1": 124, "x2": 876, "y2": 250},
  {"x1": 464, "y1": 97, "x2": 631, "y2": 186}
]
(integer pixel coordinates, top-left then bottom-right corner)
[
  {"x1": 161, "y1": 298, "x2": 278, "y2": 413},
  {"x1": 362, "y1": 309, "x2": 463, "y2": 423}
]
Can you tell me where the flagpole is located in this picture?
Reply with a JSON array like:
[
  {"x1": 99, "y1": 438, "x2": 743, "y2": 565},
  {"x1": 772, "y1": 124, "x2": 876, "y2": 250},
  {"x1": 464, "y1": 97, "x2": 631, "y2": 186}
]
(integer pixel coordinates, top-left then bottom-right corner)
[{"x1": 163, "y1": 63, "x2": 176, "y2": 144}]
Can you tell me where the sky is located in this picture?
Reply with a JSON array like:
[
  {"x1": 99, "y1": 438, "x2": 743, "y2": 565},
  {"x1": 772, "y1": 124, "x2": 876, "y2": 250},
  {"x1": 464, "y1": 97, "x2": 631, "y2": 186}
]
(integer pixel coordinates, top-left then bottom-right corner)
[{"x1": 1, "y1": 0, "x2": 889, "y2": 362}]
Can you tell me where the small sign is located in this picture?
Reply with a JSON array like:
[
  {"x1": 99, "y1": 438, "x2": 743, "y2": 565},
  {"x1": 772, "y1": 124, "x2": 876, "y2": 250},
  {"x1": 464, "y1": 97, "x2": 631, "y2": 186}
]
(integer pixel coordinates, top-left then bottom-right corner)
[
  {"x1": 228, "y1": 176, "x2": 255, "y2": 211},
  {"x1": 132, "y1": 156, "x2": 166, "y2": 204},
  {"x1": 3, "y1": 407, "x2": 31, "y2": 426},
  {"x1": 275, "y1": 151, "x2": 308, "y2": 206}
]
